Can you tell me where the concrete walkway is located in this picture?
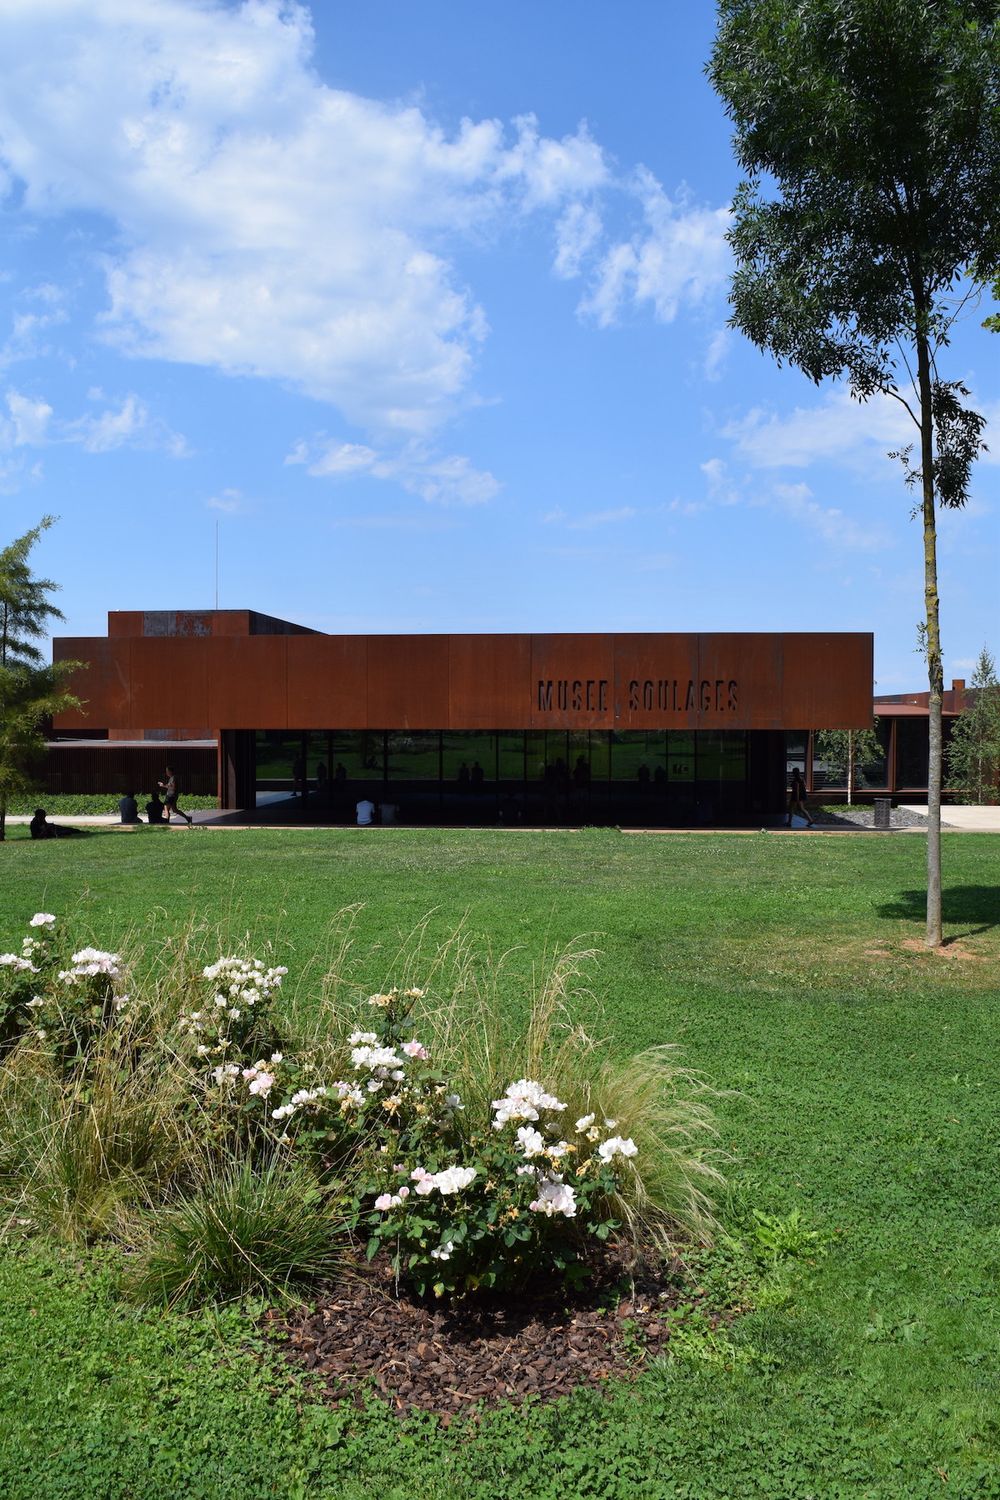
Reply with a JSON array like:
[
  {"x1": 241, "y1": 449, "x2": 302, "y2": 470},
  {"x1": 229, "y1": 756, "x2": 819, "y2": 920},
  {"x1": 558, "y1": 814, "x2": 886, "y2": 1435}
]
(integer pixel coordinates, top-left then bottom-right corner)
[
  {"x1": 8, "y1": 802, "x2": 1000, "y2": 833},
  {"x1": 901, "y1": 804, "x2": 1000, "y2": 832}
]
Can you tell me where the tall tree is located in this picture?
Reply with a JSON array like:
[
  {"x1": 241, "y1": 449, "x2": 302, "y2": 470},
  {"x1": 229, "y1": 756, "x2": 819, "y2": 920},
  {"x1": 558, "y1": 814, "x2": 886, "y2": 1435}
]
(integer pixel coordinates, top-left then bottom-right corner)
[
  {"x1": 945, "y1": 646, "x2": 1000, "y2": 802},
  {"x1": 0, "y1": 517, "x2": 83, "y2": 841},
  {"x1": 710, "y1": 0, "x2": 1000, "y2": 947}
]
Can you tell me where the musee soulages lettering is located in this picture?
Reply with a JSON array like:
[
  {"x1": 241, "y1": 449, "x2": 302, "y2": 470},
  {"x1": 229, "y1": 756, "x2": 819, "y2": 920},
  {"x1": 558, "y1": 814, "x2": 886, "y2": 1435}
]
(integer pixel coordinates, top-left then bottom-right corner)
[
  {"x1": 536, "y1": 679, "x2": 609, "y2": 712},
  {"x1": 627, "y1": 678, "x2": 739, "y2": 713},
  {"x1": 535, "y1": 678, "x2": 740, "y2": 714}
]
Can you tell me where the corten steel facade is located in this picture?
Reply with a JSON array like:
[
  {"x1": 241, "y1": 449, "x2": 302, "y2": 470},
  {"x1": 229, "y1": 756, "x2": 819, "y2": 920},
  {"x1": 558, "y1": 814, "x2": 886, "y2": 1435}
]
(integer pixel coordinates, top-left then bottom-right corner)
[{"x1": 52, "y1": 613, "x2": 874, "y2": 823}]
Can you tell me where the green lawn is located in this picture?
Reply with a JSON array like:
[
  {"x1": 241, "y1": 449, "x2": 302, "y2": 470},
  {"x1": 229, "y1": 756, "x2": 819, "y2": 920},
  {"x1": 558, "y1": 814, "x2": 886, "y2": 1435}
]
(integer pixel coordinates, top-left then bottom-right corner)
[{"x1": 1, "y1": 828, "x2": 998, "y2": 1499}]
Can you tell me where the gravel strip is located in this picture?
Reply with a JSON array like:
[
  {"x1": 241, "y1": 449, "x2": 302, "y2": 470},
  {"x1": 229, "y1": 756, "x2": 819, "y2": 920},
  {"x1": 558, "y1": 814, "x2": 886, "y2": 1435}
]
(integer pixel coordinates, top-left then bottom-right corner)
[{"x1": 813, "y1": 805, "x2": 955, "y2": 830}]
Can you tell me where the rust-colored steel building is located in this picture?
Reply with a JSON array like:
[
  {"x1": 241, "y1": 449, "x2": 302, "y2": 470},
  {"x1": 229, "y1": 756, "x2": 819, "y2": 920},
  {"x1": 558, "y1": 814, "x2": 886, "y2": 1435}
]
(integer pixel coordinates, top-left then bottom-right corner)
[{"x1": 52, "y1": 611, "x2": 874, "y2": 825}]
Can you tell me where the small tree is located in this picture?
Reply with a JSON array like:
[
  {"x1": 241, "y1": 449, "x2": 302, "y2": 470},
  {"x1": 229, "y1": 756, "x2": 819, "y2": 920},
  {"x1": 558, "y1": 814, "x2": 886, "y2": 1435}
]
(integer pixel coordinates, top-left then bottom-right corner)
[
  {"x1": 0, "y1": 517, "x2": 83, "y2": 841},
  {"x1": 946, "y1": 647, "x2": 1000, "y2": 803},
  {"x1": 710, "y1": 0, "x2": 1000, "y2": 947},
  {"x1": 814, "y1": 722, "x2": 883, "y2": 805}
]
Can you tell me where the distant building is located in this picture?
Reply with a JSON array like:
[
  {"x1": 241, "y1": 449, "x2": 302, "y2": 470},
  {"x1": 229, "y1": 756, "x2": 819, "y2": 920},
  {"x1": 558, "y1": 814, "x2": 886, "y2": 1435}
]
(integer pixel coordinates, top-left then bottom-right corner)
[{"x1": 790, "y1": 681, "x2": 968, "y2": 800}]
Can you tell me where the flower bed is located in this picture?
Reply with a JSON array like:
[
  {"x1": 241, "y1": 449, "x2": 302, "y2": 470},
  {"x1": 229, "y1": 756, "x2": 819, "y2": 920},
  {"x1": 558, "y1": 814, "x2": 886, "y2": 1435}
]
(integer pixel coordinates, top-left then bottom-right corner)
[{"x1": 0, "y1": 912, "x2": 721, "y2": 1315}]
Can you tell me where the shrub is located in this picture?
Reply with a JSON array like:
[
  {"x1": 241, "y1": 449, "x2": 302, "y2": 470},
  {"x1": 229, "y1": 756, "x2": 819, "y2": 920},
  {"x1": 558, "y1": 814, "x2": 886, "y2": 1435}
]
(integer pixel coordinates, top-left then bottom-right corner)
[
  {"x1": 361, "y1": 1079, "x2": 635, "y2": 1297},
  {"x1": 129, "y1": 1159, "x2": 345, "y2": 1307},
  {"x1": 0, "y1": 911, "x2": 58, "y2": 1050}
]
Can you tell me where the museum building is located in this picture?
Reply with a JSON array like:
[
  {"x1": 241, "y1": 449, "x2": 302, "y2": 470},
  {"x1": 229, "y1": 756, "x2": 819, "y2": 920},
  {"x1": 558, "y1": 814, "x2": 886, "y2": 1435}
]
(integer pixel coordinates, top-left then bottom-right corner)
[{"x1": 49, "y1": 610, "x2": 874, "y2": 825}]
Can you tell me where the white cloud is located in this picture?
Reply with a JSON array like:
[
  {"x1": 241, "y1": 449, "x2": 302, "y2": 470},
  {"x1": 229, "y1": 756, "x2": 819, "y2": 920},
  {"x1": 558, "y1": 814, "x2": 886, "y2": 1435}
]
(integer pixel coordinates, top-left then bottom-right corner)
[
  {"x1": 576, "y1": 170, "x2": 730, "y2": 328},
  {"x1": 700, "y1": 456, "x2": 741, "y2": 505},
  {"x1": 722, "y1": 387, "x2": 1000, "y2": 509},
  {"x1": 0, "y1": 303, "x2": 68, "y2": 369},
  {"x1": 288, "y1": 436, "x2": 500, "y2": 507},
  {"x1": 698, "y1": 447, "x2": 889, "y2": 550},
  {"x1": 207, "y1": 487, "x2": 243, "y2": 513},
  {"x1": 553, "y1": 202, "x2": 602, "y2": 280},
  {"x1": 541, "y1": 504, "x2": 638, "y2": 529},
  {"x1": 0, "y1": 0, "x2": 611, "y2": 438},
  {"x1": 64, "y1": 392, "x2": 188, "y2": 455},
  {"x1": 723, "y1": 388, "x2": 915, "y2": 472},
  {"x1": 703, "y1": 327, "x2": 730, "y2": 382},
  {"x1": 0, "y1": 390, "x2": 49, "y2": 489},
  {"x1": 6, "y1": 389, "x2": 52, "y2": 444},
  {"x1": 566, "y1": 506, "x2": 637, "y2": 529},
  {"x1": 0, "y1": 384, "x2": 187, "y2": 457},
  {"x1": 770, "y1": 479, "x2": 886, "y2": 551}
]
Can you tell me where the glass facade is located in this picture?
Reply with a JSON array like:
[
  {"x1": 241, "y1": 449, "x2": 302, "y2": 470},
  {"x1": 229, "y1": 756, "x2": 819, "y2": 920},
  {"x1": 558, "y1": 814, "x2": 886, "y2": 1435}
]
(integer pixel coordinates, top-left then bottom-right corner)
[{"x1": 256, "y1": 729, "x2": 752, "y2": 824}]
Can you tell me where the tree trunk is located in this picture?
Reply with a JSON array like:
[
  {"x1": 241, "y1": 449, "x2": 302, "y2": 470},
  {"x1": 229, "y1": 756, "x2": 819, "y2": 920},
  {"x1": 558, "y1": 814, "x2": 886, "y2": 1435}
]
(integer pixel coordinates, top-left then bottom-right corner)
[
  {"x1": 0, "y1": 797, "x2": 6, "y2": 843},
  {"x1": 847, "y1": 733, "x2": 855, "y2": 806},
  {"x1": 915, "y1": 326, "x2": 943, "y2": 948}
]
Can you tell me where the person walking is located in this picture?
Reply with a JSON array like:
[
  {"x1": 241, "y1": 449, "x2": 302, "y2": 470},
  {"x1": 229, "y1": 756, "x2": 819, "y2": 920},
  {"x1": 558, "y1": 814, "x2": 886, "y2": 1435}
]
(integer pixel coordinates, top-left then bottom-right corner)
[
  {"x1": 159, "y1": 765, "x2": 193, "y2": 825},
  {"x1": 787, "y1": 767, "x2": 814, "y2": 828}
]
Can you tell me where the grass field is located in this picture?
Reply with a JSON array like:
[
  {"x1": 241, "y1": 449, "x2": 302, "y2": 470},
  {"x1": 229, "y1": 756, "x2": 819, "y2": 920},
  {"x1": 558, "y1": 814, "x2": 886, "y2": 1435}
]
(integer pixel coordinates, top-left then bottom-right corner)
[{"x1": 1, "y1": 828, "x2": 998, "y2": 1499}]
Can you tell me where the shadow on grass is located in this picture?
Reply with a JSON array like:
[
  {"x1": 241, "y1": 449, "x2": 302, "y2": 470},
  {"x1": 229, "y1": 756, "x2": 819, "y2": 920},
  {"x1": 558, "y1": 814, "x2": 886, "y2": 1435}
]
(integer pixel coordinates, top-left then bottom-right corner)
[
  {"x1": 876, "y1": 886, "x2": 1000, "y2": 937},
  {"x1": 6, "y1": 827, "x2": 98, "y2": 843}
]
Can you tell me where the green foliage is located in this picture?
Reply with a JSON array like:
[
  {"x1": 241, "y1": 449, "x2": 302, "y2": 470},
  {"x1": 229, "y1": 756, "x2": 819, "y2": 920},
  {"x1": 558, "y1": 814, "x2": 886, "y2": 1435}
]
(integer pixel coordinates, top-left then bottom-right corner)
[
  {"x1": 748, "y1": 1207, "x2": 826, "y2": 1266},
  {"x1": 710, "y1": 0, "x2": 1000, "y2": 419},
  {"x1": 0, "y1": 515, "x2": 62, "y2": 669},
  {"x1": 129, "y1": 1159, "x2": 345, "y2": 1308},
  {"x1": 946, "y1": 646, "x2": 1000, "y2": 802},
  {"x1": 0, "y1": 518, "x2": 83, "y2": 839}
]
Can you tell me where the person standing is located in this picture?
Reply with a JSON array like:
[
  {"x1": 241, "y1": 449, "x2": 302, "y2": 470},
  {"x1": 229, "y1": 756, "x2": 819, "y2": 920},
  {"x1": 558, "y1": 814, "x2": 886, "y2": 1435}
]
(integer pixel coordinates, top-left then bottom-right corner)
[
  {"x1": 159, "y1": 766, "x2": 193, "y2": 825},
  {"x1": 787, "y1": 767, "x2": 814, "y2": 828}
]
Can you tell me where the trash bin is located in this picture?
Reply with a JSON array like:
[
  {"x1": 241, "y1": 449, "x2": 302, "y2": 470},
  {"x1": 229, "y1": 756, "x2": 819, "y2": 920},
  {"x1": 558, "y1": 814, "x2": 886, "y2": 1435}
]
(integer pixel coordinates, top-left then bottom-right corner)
[{"x1": 873, "y1": 797, "x2": 892, "y2": 829}]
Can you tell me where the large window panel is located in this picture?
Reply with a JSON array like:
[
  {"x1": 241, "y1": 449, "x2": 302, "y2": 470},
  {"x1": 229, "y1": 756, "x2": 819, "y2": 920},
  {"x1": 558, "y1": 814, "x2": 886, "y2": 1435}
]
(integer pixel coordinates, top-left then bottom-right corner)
[
  {"x1": 667, "y1": 730, "x2": 695, "y2": 782},
  {"x1": 328, "y1": 730, "x2": 382, "y2": 781},
  {"x1": 441, "y1": 732, "x2": 497, "y2": 784},
  {"x1": 386, "y1": 731, "x2": 440, "y2": 781},
  {"x1": 611, "y1": 731, "x2": 666, "y2": 782},
  {"x1": 497, "y1": 732, "x2": 526, "y2": 783}
]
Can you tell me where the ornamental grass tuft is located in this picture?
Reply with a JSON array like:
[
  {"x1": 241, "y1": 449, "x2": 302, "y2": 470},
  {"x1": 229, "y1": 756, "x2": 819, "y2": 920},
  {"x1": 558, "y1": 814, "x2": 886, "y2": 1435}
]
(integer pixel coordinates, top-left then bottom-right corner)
[{"x1": 128, "y1": 1158, "x2": 346, "y2": 1307}]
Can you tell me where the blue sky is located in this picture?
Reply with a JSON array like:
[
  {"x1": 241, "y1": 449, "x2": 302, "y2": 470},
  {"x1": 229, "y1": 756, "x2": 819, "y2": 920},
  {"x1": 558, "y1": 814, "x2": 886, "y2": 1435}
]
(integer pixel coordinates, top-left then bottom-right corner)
[{"x1": 0, "y1": 0, "x2": 997, "y2": 691}]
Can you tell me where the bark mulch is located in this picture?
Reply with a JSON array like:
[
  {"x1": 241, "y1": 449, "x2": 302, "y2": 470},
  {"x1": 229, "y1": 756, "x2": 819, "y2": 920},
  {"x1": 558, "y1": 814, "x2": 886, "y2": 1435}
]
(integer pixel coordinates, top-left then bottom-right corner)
[{"x1": 263, "y1": 1254, "x2": 692, "y2": 1418}]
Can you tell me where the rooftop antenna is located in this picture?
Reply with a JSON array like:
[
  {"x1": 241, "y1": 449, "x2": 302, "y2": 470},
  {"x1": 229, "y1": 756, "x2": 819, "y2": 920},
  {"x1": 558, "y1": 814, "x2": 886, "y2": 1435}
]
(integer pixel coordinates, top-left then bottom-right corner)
[{"x1": 214, "y1": 520, "x2": 220, "y2": 610}]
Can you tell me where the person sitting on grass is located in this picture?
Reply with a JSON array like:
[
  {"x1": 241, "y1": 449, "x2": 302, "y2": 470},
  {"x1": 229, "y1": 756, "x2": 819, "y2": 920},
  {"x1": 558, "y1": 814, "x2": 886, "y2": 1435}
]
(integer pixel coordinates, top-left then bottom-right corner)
[
  {"x1": 29, "y1": 807, "x2": 76, "y2": 839},
  {"x1": 119, "y1": 791, "x2": 141, "y2": 825},
  {"x1": 145, "y1": 791, "x2": 166, "y2": 825}
]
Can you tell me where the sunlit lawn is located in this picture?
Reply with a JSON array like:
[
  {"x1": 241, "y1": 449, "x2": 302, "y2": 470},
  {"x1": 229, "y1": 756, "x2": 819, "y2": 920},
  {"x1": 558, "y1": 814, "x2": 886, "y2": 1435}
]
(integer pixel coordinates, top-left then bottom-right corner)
[{"x1": 0, "y1": 827, "x2": 997, "y2": 1498}]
